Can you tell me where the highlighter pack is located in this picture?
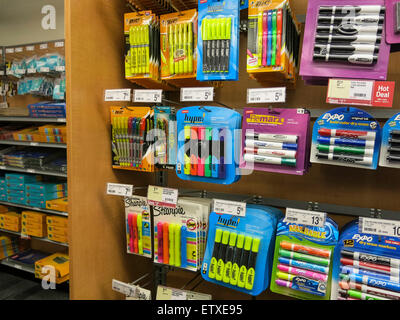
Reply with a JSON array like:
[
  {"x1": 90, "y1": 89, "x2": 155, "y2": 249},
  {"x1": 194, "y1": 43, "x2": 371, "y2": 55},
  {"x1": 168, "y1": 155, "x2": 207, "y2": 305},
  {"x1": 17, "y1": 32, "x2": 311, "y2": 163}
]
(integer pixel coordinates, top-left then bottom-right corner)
[
  {"x1": 176, "y1": 106, "x2": 242, "y2": 185},
  {"x1": 331, "y1": 219, "x2": 400, "y2": 300},
  {"x1": 240, "y1": 107, "x2": 311, "y2": 176},
  {"x1": 270, "y1": 217, "x2": 339, "y2": 300},
  {"x1": 201, "y1": 204, "x2": 283, "y2": 296},
  {"x1": 379, "y1": 112, "x2": 400, "y2": 168},
  {"x1": 125, "y1": 195, "x2": 152, "y2": 258},
  {"x1": 310, "y1": 107, "x2": 381, "y2": 170}
]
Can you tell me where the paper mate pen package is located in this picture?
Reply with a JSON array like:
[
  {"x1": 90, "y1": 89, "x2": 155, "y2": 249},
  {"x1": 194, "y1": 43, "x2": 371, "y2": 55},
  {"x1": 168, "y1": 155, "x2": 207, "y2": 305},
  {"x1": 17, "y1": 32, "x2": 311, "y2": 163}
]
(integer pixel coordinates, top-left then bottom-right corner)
[
  {"x1": 125, "y1": 196, "x2": 152, "y2": 258},
  {"x1": 197, "y1": 0, "x2": 240, "y2": 81},
  {"x1": 270, "y1": 217, "x2": 339, "y2": 300},
  {"x1": 176, "y1": 106, "x2": 242, "y2": 185},
  {"x1": 240, "y1": 107, "x2": 311, "y2": 175},
  {"x1": 379, "y1": 112, "x2": 400, "y2": 169},
  {"x1": 201, "y1": 204, "x2": 283, "y2": 296},
  {"x1": 310, "y1": 107, "x2": 381, "y2": 170},
  {"x1": 331, "y1": 219, "x2": 400, "y2": 300}
]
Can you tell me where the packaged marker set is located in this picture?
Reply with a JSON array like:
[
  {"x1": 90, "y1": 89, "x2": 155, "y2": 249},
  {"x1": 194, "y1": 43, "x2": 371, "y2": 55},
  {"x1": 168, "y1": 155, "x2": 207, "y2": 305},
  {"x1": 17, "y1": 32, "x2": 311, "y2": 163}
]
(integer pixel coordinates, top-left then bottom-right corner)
[
  {"x1": 176, "y1": 106, "x2": 242, "y2": 185},
  {"x1": 201, "y1": 204, "x2": 283, "y2": 296},
  {"x1": 240, "y1": 107, "x2": 311, "y2": 176},
  {"x1": 153, "y1": 197, "x2": 211, "y2": 272},
  {"x1": 154, "y1": 106, "x2": 177, "y2": 168},
  {"x1": 125, "y1": 196, "x2": 152, "y2": 258},
  {"x1": 331, "y1": 219, "x2": 400, "y2": 300},
  {"x1": 197, "y1": 0, "x2": 240, "y2": 81},
  {"x1": 247, "y1": 0, "x2": 301, "y2": 86},
  {"x1": 310, "y1": 107, "x2": 381, "y2": 170},
  {"x1": 300, "y1": 0, "x2": 391, "y2": 85},
  {"x1": 270, "y1": 217, "x2": 339, "y2": 300},
  {"x1": 379, "y1": 112, "x2": 400, "y2": 169}
]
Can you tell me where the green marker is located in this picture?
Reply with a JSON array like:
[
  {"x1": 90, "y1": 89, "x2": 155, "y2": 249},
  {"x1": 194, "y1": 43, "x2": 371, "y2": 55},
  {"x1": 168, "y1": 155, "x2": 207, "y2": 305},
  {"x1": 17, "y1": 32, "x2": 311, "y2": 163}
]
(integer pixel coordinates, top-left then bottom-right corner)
[
  {"x1": 317, "y1": 144, "x2": 374, "y2": 156},
  {"x1": 238, "y1": 236, "x2": 252, "y2": 288},
  {"x1": 279, "y1": 249, "x2": 330, "y2": 266},
  {"x1": 174, "y1": 223, "x2": 181, "y2": 267},
  {"x1": 216, "y1": 230, "x2": 230, "y2": 281},
  {"x1": 169, "y1": 223, "x2": 175, "y2": 266},
  {"x1": 276, "y1": 271, "x2": 296, "y2": 281},
  {"x1": 222, "y1": 232, "x2": 237, "y2": 283},
  {"x1": 245, "y1": 238, "x2": 260, "y2": 290},
  {"x1": 205, "y1": 128, "x2": 212, "y2": 177},
  {"x1": 208, "y1": 229, "x2": 223, "y2": 279},
  {"x1": 272, "y1": 10, "x2": 277, "y2": 66},
  {"x1": 230, "y1": 234, "x2": 245, "y2": 286},
  {"x1": 169, "y1": 24, "x2": 175, "y2": 75},
  {"x1": 340, "y1": 289, "x2": 389, "y2": 301}
]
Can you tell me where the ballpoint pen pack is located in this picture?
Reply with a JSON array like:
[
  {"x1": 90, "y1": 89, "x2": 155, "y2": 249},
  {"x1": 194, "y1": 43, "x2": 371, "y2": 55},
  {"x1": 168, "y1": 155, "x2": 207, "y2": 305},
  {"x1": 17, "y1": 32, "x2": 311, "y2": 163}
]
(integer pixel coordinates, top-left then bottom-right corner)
[
  {"x1": 110, "y1": 106, "x2": 155, "y2": 172},
  {"x1": 310, "y1": 107, "x2": 381, "y2": 170},
  {"x1": 125, "y1": 195, "x2": 152, "y2": 258},
  {"x1": 270, "y1": 217, "x2": 339, "y2": 300},
  {"x1": 247, "y1": 0, "x2": 301, "y2": 85},
  {"x1": 197, "y1": 0, "x2": 240, "y2": 81},
  {"x1": 331, "y1": 219, "x2": 400, "y2": 300},
  {"x1": 176, "y1": 106, "x2": 242, "y2": 185},
  {"x1": 154, "y1": 106, "x2": 177, "y2": 167},
  {"x1": 379, "y1": 112, "x2": 400, "y2": 168},
  {"x1": 240, "y1": 107, "x2": 311, "y2": 175},
  {"x1": 300, "y1": 0, "x2": 391, "y2": 85},
  {"x1": 201, "y1": 204, "x2": 283, "y2": 296}
]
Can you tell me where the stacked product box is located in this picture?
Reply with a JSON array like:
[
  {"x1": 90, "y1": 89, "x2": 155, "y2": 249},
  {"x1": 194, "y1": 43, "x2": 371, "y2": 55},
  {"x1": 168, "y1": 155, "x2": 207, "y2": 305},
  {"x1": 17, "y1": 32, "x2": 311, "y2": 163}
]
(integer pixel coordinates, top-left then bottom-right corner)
[
  {"x1": 21, "y1": 211, "x2": 47, "y2": 238},
  {"x1": 0, "y1": 235, "x2": 21, "y2": 259},
  {"x1": 25, "y1": 182, "x2": 67, "y2": 209},
  {"x1": 35, "y1": 252, "x2": 69, "y2": 284},
  {"x1": 46, "y1": 215, "x2": 68, "y2": 244},
  {"x1": 0, "y1": 176, "x2": 7, "y2": 202},
  {"x1": 46, "y1": 197, "x2": 68, "y2": 212},
  {"x1": 0, "y1": 211, "x2": 21, "y2": 232},
  {"x1": 6, "y1": 173, "x2": 39, "y2": 205},
  {"x1": 28, "y1": 102, "x2": 66, "y2": 118}
]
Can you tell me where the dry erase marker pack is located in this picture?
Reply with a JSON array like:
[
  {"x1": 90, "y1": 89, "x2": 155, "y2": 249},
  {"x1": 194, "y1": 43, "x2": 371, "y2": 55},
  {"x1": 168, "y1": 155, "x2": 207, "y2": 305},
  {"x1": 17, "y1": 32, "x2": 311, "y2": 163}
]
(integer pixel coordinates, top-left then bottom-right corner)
[
  {"x1": 240, "y1": 107, "x2": 311, "y2": 175},
  {"x1": 331, "y1": 219, "x2": 400, "y2": 300},
  {"x1": 310, "y1": 107, "x2": 381, "y2": 170},
  {"x1": 201, "y1": 204, "x2": 283, "y2": 296},
  {"x1": 176, "y1": 106, "x2": 242, "y2": 185},
  {"x1": 125, "y1": 196, "x2": 152, "y2": 258},
  {"x1": 197, "y1": 0, "x2": 240, "y2": 81},
  {"x1": 270, "y1": 217, "x2": 339, "y2": 300},
  {"x1": 379, "y1": 112, "x2": 400, "y2": 169}
]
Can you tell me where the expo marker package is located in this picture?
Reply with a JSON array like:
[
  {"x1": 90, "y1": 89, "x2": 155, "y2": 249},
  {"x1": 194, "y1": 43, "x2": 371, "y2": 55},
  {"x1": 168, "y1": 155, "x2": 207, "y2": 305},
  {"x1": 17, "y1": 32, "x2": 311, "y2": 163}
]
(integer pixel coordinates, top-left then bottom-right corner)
[
  {"x1": 176, "y1": 106, "x2": 242, "y2": 185},
  {"x1": 201, "y1": 204, "x2": 283, "y2": 296},
  {"x1": 331, "y1": 219, "x2": 400, "y2": 300},
  {"x1": 379, "y1": 112, "x2": 400, "y2": 169},
  {"x1": 270, "y1": 217, "x2": 339, "y2": 300},
  {"x1": 310, "y1": 107, "x2": 381, "y2": 170},
  {"x1": 197, "y1": 0, "x2": 240, "y2": 81}
]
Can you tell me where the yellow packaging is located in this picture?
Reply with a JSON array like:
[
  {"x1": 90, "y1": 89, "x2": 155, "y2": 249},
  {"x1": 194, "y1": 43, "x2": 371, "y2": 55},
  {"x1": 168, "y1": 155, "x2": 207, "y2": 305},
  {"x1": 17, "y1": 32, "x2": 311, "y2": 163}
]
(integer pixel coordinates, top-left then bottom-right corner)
[
  {"x1": 0, "y1": 221, "x2": 20, "y2": 232},
  {"x1": 46, "y1": 197, "x2": 68, "y2": 212},
  {"x1": 35, "y1": 253, "x2": 69, "y2": 284},
  {"x1": 47, "y1": 232, "x2": 68, "y2": 243},
  {"x1": 22, "y1": 226, "x2": 47, "y2": 238},
  {"x1": 46, "y1": 215, "x2": 68, "y2": 228},
  {"x1": 47, "y1": 225, "x2": 67, "y2": 237},
  {"x1": 0, "y1": 212, "x2": 21, "y2": 225},
  {"x1": 21, "y1": 211, "x2": 47, "y2": 224}
]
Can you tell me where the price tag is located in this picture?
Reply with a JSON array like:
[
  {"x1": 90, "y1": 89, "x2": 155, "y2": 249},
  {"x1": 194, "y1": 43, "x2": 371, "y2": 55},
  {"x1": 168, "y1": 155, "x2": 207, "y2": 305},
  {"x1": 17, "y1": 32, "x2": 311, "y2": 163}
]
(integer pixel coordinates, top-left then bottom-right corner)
[
  {"x1": 147, "y1": 185, "x2": 178, "y2": 208},
  {"x1": 57, "y1": 118, "x2": 66, "y2": 122},
  {"x1": 27, "y1": 169, "x2": 35, "y2": 173},
  {"x1": 180, "y1": 87, "x2": 214, "y2": 102},
  {"x1": 30, "y1": 142, "x2": 39, "y2": 146},
  {"x1": 212, "y1": 199, "x2": 246, "y2": 217},
  {"x1": 54, "y1": 41, "x2": 64, "y2": 48},
  {"x1": 112, "y1": 280, "x2": 137, "y2": 297},
  {"x1": 106, "y1": 183, "x2": 133, "y2": 197},
  {"x1": 15, "y1": 47, "x2": 23, "y2": 53},
  {"x1": 0, "y1": 102, "x2": 8, "y2": 109},
  {"x1": 27, "y1": 68, "x2": 37, "y2": 74},
  {"x1": 39, "y1": 67, "x2": 50, "y2": 73},
  {"x1": 0, "y1": 166, "x2": 5, "y2": 170},
  {"x1": 26, "y1": 46, "x2": 35, "y2": 52},
  {"x1": 104, "y1": 89, "x2": 132, "y2": 102},
  {"x1": 0, "y1": 71, "x2": 4, "y2": 76},
  {"x1": 284, "y1": 208, "x2": 327, "y2": 228},
  {"x1": 133, "y1": 89, "x2": 162, "y2": 103},
  {"x1": 40, "y1": 43, "x2": 48, "y2": 50},
  {"x1": 359, "y1": 217, "x2": 400, "y2": 237},
  {"x1": 247, "y1": 87, "x2": 286, "y2": 104},
  {"x1": 55, "y1": 66, "x2": 65, "y2": 72},
  {"x1": 5, "y1": 48, "x2": 14, "y2": 54}
]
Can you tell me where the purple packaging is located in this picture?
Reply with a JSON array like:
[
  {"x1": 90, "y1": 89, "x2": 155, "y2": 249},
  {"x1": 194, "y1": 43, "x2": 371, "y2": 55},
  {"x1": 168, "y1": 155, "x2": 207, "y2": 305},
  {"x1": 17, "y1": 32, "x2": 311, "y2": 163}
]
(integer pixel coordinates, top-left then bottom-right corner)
[
  {"x1": 300, "y1": 0, "x2": 391, "y2": 84},
  {"x1": 385, "y1": 0, "x2": 400, "y2": 44},
  {"x1": 240, "y1": 107, "x2": 311, "y2": 175}
]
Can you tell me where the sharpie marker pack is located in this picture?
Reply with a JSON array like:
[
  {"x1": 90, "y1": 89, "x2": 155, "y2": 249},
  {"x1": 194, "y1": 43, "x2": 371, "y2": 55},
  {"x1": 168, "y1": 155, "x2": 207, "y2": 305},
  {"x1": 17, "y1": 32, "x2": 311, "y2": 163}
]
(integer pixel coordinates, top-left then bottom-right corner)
[
  {"x1": 310, "y1": 107, "x2": 381, "y2": 170},
  {"x1": 176, "y1": 106, "x2": 242, "y2": 185},
  {"x1": 331, "y1": 219, "x2": 400, "y2": 300},
  {"x1": 201, "y1": 204, "x2": 283, "y2": 296},
  {"x1": 125, "y1": 196, "x2": 152, "y2": 258},
  {"x1": 240, "y1": 107, "x2": 311, "y2": 175},
  {"x1": 270, "y1": 217, "x2": 339, "y2": 300},
  {"x1": 197, "y1": 0, "x2": 240, "y2": 81},
  {"x1": 379, "y1": 112, "x2": 400, "y2": 168}
]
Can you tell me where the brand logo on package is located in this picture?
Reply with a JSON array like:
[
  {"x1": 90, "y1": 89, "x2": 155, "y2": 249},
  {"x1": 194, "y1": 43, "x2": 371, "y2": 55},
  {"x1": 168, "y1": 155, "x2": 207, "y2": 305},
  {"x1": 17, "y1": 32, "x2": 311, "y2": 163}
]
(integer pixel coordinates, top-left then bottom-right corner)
[
  {"x1": 247, "y1": 114, "x2": 285, "y2": 125},
  {"x1": 250, "y1": 0, "x2": 272, "y2": 8},
  {"x1": 322, "y1": 113, "x2": 345, "y2": 122},
  {"x1": 183, "y1": 114, "x2": 205, "y2": 124}
]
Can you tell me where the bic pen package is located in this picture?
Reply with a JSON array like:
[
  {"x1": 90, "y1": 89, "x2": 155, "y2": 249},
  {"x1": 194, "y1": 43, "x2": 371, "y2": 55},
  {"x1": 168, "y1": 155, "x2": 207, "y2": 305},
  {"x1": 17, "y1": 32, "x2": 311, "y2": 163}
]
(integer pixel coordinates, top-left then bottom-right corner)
[
  {"x1": 197, "y1": 0, "x2": 240, "y2": 81},
  {"x1": 247, "y1": 0, "x2": 301, "y2": 86},
  {"x1": 331, "y1": 219, "x2": 400, "y2": 300},
  {"x1": 379, "y1": 112, "x2": 400, "y2": 169},
  {"x1": 201, "y1": 204, "x2": 283, "y2": 296},
  {"x1": 125, "y1": 196, "x2": 152, "y2": 258},
  {"x1": 310, "y1": 107, "x2": 381, "y2": 170},
  {"x1": 270, "y1": 217, "x2": 339, "y2": 300},
  {"x1": 240, "y1": 107, "x2": 311, "y2": 175},
  {"x1": 176, "y1": 106, "x2": 242, "y2": 185}
]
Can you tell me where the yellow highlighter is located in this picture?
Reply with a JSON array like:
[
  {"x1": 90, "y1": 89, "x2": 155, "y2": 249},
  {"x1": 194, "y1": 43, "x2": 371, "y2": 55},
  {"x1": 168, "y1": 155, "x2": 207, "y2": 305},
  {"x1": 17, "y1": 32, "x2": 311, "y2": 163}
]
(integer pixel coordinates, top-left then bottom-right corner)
[
  {"x1": 130, "y1": 26, "x2": 137, "y2": 75},
  {"x1": 174, "y1": 24, "x2": 179, "y2": 75},
  {"x1": 169, "y1": 223, "x2": 175, "y2": 266},
  {"x1": 188, "y1": 22, "x2": 193, "y2": 74},
  {"x1": 137, "y1": 214, "x2": 143, "y2": 255},
  {"x1": 222, "y1": 232, "x2": 237, "y2": 283},
  {"x1": 230, "y1": 234, "x2": 245, "y2": 286},
  {"x1": 178, "y1": 23, "x2": 184, "y2": 75},
  {"x1": 238, "y1": 236, "x2": 253, "y2": 288},
  {"x1": 184, "y1": 126, "x2": 191, "y2": 175},
  {"x1": 183, "y1": 23, "x2": 188, "y2": 74},
  {"x1": 169, "y1": 24, "x2": 175, "y2": 76},
  {"x1": 208, "y1": 228, "x2": 223, "y2": 279},
  {"x1": 144, "y1": 24, "x2": 150, "y2": 74},
  {"x1": 216, "y1": 230, "x2": 230, "y2": 281},
  {"x1": 245, "y1": 238, "x2": 260, "y2": 290}
]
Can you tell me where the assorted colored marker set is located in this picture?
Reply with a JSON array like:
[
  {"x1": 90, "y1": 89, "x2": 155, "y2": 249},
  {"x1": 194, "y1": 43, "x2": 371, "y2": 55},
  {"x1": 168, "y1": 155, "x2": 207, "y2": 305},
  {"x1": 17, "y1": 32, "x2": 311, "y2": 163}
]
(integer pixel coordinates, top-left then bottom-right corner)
[{"x1": 379, "y1": 112, "x2": 400, "y2": 168}]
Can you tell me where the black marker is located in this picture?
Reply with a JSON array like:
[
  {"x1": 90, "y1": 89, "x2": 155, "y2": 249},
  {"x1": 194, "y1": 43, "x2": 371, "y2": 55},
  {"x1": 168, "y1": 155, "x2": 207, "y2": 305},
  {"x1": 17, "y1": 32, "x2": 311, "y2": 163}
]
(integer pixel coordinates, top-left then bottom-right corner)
[
  {"x1": 390, "y1": 137, "x2": 400, "y2": 144},
  {"x1": 389, "y1": 146, "x2": 400, "y2": 153},
  {"x1": 387, "y1": 155, "x2": 400, "y2": 162},
  {"x1": 318, "y1": 15, "x2": 385, "y2": 25},
  {"x1": 315, "y1": 34, "x2": 381, "y2": 44},
  {"x1": 341, "y1": 250, "x2": 400, "y2": 268},
  {"x1": 314, "y1": 44, "x2": 380, "y2": 54},
  {"x1": 317, "y1": 152, "x2": 373, "y2": 165},
  {"x1": 313, "y1": 53, "x2": 378, "y2": 65},
  {"x1": 316, "y1": 25, "x2": 382, "y2": 36},
  {"x1": 390, "y1": 130, "x2": 400, "y2": 137},
  {"x1": 319, "y1": 5, "x2": 385, "y2": 15}
]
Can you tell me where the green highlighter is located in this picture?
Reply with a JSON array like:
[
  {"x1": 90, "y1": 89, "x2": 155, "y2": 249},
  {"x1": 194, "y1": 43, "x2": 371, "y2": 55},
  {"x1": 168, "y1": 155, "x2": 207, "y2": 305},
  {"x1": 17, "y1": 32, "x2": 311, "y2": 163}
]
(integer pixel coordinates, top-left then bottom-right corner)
[
  {"x1": 245, "y1": 238, "x2": 260, "y2": 290},
  {"x1": 216, "y1": 230, "x2": 230, "y2": 281},
  {"x1": 169, "y1": 24, "x2": 175, "y2": 75},
  {"x1": 205, "y1": 127, "x2": 212, "y2": 177},
  {"x1": 208, "y1": 228, "x2": 223, "y2": 279},
  {"x1": 222, "y1": 232, "x2": 237, "y2": 283},
  {"x1": 169, "y1": 223, "x2": 175, "y2": 266},
  {"x1": 230, "y1": 234, "x2": 245, "y2": 286},
  {"x1": 279, "y1": 249, "x2": 330, "y2": 266},
  {"x1": 238, "y1": 236, "x2": 252, "y2": 288}
]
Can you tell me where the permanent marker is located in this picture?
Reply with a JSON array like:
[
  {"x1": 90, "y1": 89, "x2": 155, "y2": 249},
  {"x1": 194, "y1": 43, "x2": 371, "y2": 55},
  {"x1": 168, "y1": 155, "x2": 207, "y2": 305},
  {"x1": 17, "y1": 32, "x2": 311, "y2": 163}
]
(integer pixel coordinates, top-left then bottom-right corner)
[
  {"x1": 317, "y1": 15, "x2": 385, "y2": 25},
  {"x1": 222, "y1": 232, "x2": 237, "y2": 283},
  {"x1": 230, "y1": 234, "x2": 245, "y2": 286},
  {"x1": 279, "y1": 249, "x2": 330, "y2": 266},
  {"x1": 317, "y1": 136, "x2": 375, "y2": 148},
  {"x1": 388, "y1": 155, "x2": 400, "y2": 162},
  {"x1": 314, "y1": 43, "x2": 380, "y2": 54},
  {"x1": 317, "y1": 144, "x2": 374, "y2": 156},
  {"x1": 313, "y1": 53, "x2": 378, "y2": 65},
  {"x1": 208, "y1": 228, "x2": 222, "y2": 279},
  {"x1": 238, "y1": 236, "x2": 253, "y2": 288},
  {"x1": 216, "y1": 230, "x2": 230, "y2": 281},
  {"x1": 318, "y1": 5, "x2": 385, "y2": 15},
  {"x1": 245, "y1": 132, "x2": 298, "y2": 143},
  {"x1": 340, "y1": 257, "x2": 400, "y2": 274},
  {"x1": 244, "y1": 153, "x2": 296, "y2": 167},
  {"x1": 341, "y1": 250, "x2": 400, "y2": 268},
  {"x1": 339, "y1": 279, "x2": 400, "y2": 300},
  {"x1": 278, "y1": 257, "x2": 329, "y2": 274},
  {"x1": 316, "y1": 25, "x2": 382, "y2": 35},
  {"x1": 245, "y1": 238, "x2": 260, "y2": 290},
  {"x1": 317, "y1": 153, "x2": 373, "y2": 166},
  {"x1": 280, "y1": 241, "x2": 331, "y2": 258},
  {"x1": 315, "y1": 34, "x2": 381, "y2": 44}
]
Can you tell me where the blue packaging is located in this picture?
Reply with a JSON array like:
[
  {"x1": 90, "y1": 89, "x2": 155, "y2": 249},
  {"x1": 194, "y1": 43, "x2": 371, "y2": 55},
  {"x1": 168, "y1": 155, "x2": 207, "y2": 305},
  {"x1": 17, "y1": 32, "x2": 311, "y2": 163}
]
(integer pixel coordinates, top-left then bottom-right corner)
[
  {"x1": 240, "y1": 0, "x2": 248, "y2": 10},
  {"x1": 379, "y1": 112, "x2": 400, "y2": 169}
]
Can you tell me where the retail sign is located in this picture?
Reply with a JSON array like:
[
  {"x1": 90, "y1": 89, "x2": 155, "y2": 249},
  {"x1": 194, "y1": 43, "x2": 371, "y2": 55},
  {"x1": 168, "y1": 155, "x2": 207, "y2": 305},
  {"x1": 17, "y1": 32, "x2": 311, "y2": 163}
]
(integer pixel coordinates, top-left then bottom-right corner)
[
  {"x1": 147, "y1": 185, "x2": 178, "y2": 208},
  {"x1": 284, "y1": 208, "x2": 327, "y2": 228}
]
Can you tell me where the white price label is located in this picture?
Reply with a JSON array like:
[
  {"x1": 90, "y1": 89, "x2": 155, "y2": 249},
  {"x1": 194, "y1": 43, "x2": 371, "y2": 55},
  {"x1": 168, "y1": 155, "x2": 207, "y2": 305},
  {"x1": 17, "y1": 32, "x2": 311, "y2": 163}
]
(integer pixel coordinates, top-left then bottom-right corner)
[
  {"x1": 0, "y1": 102, "x2": 8, "y2": 109},
  {"x1": 26, "y1": 46, "x2": 35, "y2": 51},
  {"x1": 133, "y1": 89, "x2": 162, "y2": 103},
  {"x1": 348, "y1": 80, "x2": 374, "y2": 101},
  {"x1": 30, "y1": 142, "x2": 39, "y2": 146},
  {"x1": 147, "y1": 185, "x2": 178, "y2": 208},
  {"x1": 55, "y1": 66, "x2": 65, "y2": 72},
  {"x1": 54, "y1": 41, "x2": 64, "y2": 48},
  {"x1": 104, "y1": 89, "x2": 131, "y2": 102},
  {"x1": 0, "y1": 71, "x2": 4, "y2": 76},
  {"x1": 27, "y1": 169, "x2": 35, "y2": 173},
  {"x1": 0, "y1": 166, "x2": 5, "y2": 170},
  {"x1": 359, "y1": 217, "x2": 400, "y2": 237},
  {"x1": 27, "y1": 68, "x2": 37, "y2": 74},
  {"x1": 5, "y1": 48, "x2": 14, "y2": 54},
  {"x1": 106, "y1": 183, "x2": 133, "y2": 197},
  {"x1": 40, "y1": 43, "x2": 48, "y2": 50},
  {"x1": 181, "y1": 87, "x2": 214, "y2": 102},
  {"x1": 39, "y1": 67, "x2": 50, "y2": 73},
  {"x1": 15, "y1": 47, "x2": 23, "y2": 53},
  {"x1": 284, "y1": 208, "x2": 327, "y2": 228},
  {"x1": 247, "y1": 87, "x2": 286, "y2": 104},
  {"x1": 112, "y1": 280, "x2": 137, "y2": 297},
  {"x1": 212, "y1": 199, "x2": 246, "y2": 217}
]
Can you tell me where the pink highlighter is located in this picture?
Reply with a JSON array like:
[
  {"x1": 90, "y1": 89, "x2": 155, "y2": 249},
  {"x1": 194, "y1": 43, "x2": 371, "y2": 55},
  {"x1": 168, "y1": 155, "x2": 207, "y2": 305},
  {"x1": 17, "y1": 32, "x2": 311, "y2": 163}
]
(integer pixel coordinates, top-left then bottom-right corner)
[
  {"x1": 262, "y1": 11, "x2": 268, "y2": 67},
  {"x1": 277, "y1": 264, "x2": 328, "y2": 282},
  {"x1": 157, "y1": 222, "x2": 164, "y2": 263},
  {"x1": 197, "y1": 127, "x2": 205, "y2": 177}
]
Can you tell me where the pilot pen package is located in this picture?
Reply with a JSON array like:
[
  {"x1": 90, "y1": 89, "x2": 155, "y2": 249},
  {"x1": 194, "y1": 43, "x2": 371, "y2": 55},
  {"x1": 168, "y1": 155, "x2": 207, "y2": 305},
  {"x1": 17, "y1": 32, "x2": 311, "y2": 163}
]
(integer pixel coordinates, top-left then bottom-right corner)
[
  {"x1": 125, "y1": 196, "x2": 152, "y2": 258},
  {"x1": 379, "y1": 112, "x2": 400, "y2": 168},
  {"x1": 270, "y1": 217, "x2": 339, "y2": 300},
  {"x1": 176, "y1": 106, "x2": 242, "y2": 185},
  {"x1": 240, "y1": 107, "x2": 311, "y2": 175},
  {"x1": 201, "y1": 204, "x2": 283, "y2": 296},
  {"x1": 197, "y1": 0, "x2": 240, "y2": 81},
  {"x1": 310, "y1": 107, "x2": 381, "y2": 170}
]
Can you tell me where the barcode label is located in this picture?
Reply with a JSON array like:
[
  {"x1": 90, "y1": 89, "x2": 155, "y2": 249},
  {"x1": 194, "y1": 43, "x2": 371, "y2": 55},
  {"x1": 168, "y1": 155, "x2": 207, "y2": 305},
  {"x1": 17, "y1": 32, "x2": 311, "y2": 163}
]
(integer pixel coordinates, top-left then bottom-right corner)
[
  {"x1": 359, "y1": 217, "x2": 400, "y2": 237},
  {"x1": 181, "y1": 87, "x2": 214, "y2": 102},
  {"x1": 284, "y1": 208, "x2": 326, "y2": 228},
  {"x1": 354, "y1": 93, "x2": 367, "y2": 97},
  {"x1": 247, "y1": 87, "x2": 286, "y2": 104}
]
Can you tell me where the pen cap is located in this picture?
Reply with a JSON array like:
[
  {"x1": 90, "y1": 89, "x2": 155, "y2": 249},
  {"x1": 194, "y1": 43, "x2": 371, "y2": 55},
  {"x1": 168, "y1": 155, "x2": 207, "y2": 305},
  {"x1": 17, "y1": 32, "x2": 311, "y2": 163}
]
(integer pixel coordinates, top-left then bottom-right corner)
[
  {"x1": 226, "y1": 18, "x2": 232, "y2": 40},
  {"x1": 229, "y1": 232, "x2": 237, "y2": 246},
  {"x1": 184, "y1": 126, "x2": 191, "y2": 139},
  {"x1": 251, "y1": 238, "x2": 260, "y2": 252},
  {"x1": 236, "y1": 234, "x2": 245, "y2": 248},
  {"x1": 207, "y1": 19, "x2": 213, "y2": 40},
  {"x1": 222, "y1": 230, "x2": 230, "y2": 245},
  {"x1": 188, "y1": 22, "x2": 193, "y2": 43},
  {"x1": 244, "y1": 236, "x2": 252, "y2": 250},
  {"x1": 215, "y1": 228, "x2": 223, "y2": 243},
  {"x1": 216, "y1": 18, "x2": 222, "y2": 40}
]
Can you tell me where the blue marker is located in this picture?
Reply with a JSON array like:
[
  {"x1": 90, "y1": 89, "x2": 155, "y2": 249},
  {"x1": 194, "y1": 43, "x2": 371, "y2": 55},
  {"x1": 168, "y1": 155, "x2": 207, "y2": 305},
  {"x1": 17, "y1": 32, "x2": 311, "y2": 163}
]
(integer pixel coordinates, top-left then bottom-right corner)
[
  {"x1": 181, "y1": 225, "x2": 187, "y2": 268},
  {"x1": 245, "y1": 139, "x2": 298, "y2": 151},
  {"x1": 341, "y1": 266, "x2": 400, "y2": 282},
  {"x1": 219, "y1": 128, "x2": 226, "y2": 179},
  {"x1": 341, "y1": 273, "x2": 400, "y2": 292},
  {"x1": 267, "y1": 11, "x2": 272, "y2": 66},
  {"x1": 278, "y1": 257, "x2": 329, "y2": 274},
  {"x1": 211, "y1": 128, "x2": 220, "y2": 178},
  {"x1": 317, "y1": 136, "x2": 375, "y2": 148}
]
